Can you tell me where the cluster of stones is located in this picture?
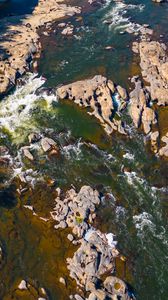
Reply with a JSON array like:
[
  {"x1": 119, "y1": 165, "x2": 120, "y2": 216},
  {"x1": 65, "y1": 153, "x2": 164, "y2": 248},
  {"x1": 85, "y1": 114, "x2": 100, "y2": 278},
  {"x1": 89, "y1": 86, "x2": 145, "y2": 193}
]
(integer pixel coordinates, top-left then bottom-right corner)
[
  {"x1": 132, "y1": 41, "x2": 168, "y2": 106},
  {"x1": 131, "y1": 40, "x2": 168, "y2": 157},
  {"x1": 51, "y1": 186, "x2": 133, "y2": 300},
  {"x1": 11, "y1": 279, "x2": 48, "y2": 300},
  {"x1": 0, "y1": 0, "x2": 81, "y2": 96},
  {"x1": 57, "y1": 75, "x2": 128, "y2": 135},
  {"x1": 21, "y1": 134, "x2": 59, "y2": 162}
]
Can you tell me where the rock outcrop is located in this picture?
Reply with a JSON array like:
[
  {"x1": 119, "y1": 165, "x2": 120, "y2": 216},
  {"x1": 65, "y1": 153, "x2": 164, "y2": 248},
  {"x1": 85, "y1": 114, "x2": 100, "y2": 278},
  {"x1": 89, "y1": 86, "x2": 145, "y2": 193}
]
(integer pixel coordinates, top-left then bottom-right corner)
[
  {"x1": 57, "y1": 75, "x2": 128, "y2": 135},
  {"x1": 0, "y1": 0, "x2": 81, "y2": 96},
  {"x1": 131, "y1": 39, "x2": 168, "y2": 158},
  {"x1": 132, "y1": 41, "x2": 168, "y2": 105},
  {"x1": 129, "y1": 77, "x2": 157, "y2": 134},
  {"x1": 51, "y1": 186, "x2": 133, "y2": 300},
  {"x1": 159, "y1": 132, "x2": 168, "y2": 157}
]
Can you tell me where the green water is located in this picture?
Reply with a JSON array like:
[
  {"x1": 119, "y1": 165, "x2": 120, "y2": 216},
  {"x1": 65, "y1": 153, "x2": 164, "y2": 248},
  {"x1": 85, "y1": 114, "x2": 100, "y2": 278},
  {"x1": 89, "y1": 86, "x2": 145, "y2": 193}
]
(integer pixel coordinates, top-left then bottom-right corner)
[{"x1": 0, "y1": 0, "x2": 168, "y2": 299}]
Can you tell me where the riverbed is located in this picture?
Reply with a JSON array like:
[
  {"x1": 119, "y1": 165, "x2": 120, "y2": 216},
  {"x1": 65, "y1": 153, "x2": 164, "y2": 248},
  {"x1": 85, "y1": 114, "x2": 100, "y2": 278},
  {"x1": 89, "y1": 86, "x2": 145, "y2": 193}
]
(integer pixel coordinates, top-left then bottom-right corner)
[{"x1": 0, "y1": 0, "x2": 168, "y2": 299}]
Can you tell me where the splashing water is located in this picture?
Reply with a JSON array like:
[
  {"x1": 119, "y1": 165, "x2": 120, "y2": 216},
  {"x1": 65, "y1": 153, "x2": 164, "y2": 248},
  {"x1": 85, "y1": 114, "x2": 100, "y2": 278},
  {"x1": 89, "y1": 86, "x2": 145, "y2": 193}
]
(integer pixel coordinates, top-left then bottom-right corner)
[{"x1": 0, "y1": 73, "x2": 57, "y2": 141}]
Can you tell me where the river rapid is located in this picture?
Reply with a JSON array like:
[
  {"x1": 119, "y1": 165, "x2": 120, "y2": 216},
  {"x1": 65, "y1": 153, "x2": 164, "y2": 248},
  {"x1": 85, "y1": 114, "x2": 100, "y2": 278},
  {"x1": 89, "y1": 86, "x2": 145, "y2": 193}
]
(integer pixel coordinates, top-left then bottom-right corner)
[{"x1": 0, "y1": 0, "x2": 168, "y2": 299}]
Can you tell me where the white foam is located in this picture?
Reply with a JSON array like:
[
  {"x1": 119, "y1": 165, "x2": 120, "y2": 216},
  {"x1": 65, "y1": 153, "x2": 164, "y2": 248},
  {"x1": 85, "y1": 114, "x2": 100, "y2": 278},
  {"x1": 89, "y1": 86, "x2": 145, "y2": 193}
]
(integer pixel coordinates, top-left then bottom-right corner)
[
  {"x1": 133, "y1": 212, "x2": 155, "y2": 232},
  {"x1": 124, "y1": 171, "x2": 145, "y2": 185},
  {"x1": 61, "y1": 139, "x2": 83, "y2": 160},
  {"x1": 106, "y1": 232, "x2": 118, "y2": 248},
  {"x1": 103, "y1": 1, "x2": 145, "y2": 33},
  {"x1": 123, "y1": 152, "x2": 134, "y2": 160},
  {"x1": 0, "y1": 73, "x2": 57, "y2": 137}
]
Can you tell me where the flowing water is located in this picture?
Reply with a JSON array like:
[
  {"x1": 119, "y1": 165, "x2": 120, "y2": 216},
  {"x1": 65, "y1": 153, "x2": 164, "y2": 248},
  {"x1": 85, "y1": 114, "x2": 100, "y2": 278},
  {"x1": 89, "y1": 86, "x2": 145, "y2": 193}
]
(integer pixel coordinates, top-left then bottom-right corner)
[{"x1": 0, "y1": 0, "x2": 168, "y2": 299}]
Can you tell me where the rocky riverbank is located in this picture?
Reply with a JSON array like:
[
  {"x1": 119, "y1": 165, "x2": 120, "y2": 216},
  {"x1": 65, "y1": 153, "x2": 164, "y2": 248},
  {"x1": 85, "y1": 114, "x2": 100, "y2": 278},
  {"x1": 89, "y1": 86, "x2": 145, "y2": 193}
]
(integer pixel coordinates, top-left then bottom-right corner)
[
  {"x1": 0, "y1": 0, "x2": 81, "y2": 96},
  {"x1": 130, "y1": 39, "x2": 168, "y2": 158}
]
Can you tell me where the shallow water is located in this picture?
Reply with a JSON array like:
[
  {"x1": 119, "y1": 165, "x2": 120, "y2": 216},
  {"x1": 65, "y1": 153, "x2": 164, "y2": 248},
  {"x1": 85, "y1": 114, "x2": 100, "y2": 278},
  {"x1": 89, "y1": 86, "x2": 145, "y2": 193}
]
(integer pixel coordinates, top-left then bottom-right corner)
[{"x1": 0, "y1": 0, "x2": 168, "y2": 299}]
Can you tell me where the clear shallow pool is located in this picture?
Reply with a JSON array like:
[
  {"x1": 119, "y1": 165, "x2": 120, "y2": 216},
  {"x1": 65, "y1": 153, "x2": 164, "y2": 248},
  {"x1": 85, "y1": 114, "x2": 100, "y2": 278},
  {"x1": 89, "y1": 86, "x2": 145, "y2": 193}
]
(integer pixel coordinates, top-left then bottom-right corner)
[{"x1": 0, "y1": 1, "x2": 168, "y2": 299}]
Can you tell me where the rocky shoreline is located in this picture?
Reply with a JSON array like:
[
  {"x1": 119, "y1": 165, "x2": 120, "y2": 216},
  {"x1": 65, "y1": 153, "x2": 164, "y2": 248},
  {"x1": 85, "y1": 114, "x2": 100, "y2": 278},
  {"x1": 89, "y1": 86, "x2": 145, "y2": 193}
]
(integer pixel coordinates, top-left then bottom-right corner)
[
  {"x1": 0, "y1": 0, "x2": 81, "y2": 96},
  {"x1": 130, "y1": 39, "x2": 168, "y2": 157}
]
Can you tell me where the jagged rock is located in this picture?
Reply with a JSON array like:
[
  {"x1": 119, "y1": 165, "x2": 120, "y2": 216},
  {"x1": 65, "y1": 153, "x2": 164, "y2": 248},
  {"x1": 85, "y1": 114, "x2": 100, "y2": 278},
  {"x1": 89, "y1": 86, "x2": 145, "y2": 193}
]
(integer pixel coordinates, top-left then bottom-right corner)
[
  {"x1": 51, "y1": 186, "x2": 100, "y2": 233},
  {"x1": 132, "y1": 41, "x2": 168, "y2": 105},
  {"x1": 62, "y1": 25, "x2": 74, "y2": 35},
  {"x1": 0, "y1": 0, "x2": 81, "y2": 97},
  {"x1": 18, "y1": 280, "x2": 27, "y2": 290},
  {"x1": 88, "y1": 293, "x2": 97, "y2": 300},
  {"x1": 103, "y1": 276, "x2": 128, "y2": 298},
  {"x1": 41, "y1": 137, "x2": 56, "y2": 152},
  {"x1": 159, "y1": 132, "x2": 168, "y2": 157},
  {"x1": 57, "y1": 75, "x2": 127, "y2": 135},
  {"x1": 142, "y1": 107, "x2": 157, "y2": 134},
  {"x1": 129, "y1": 78, "x2": 153, "y2": 129},
  {"x1": 59, "y1": 277, "x2": 66, "y2": 285},
  {"x1": 28, "y1": 132, "x2": 41, "y2": 143},
  {"x1": 67, "y1": 234, "x2": 74, "y2": 241},
  {"x1": 51, "y1": 185, "x2": 132, "y2": 300},
  {"x1": 22, "y1": 148, "x2": 34, "y2": 161},
  {"x1": 116, "y1": 85, "x2": 128, "y2": 100}
]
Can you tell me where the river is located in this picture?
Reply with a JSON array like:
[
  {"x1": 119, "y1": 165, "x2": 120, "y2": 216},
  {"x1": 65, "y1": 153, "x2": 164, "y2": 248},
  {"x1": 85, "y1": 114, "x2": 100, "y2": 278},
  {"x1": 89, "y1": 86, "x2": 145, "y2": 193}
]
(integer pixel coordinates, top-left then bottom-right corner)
[{"x1": 0, "y1": 0, "x2": 168, "y2": 299}]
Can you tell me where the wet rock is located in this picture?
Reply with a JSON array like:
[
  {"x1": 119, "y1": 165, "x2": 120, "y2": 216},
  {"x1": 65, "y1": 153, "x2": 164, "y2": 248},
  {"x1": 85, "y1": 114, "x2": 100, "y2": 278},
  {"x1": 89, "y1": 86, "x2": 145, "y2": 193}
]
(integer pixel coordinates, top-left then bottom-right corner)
[
  {"x1": 116, "y1": 85, "x2": 128, "y2": 100},
  {"x1": 151, "y1": 131, "x2": 159, "y2": 153},
  {"x1": 88, "y1": 293, "x2": 97, "y2": 300},
  {"x1": 67, "y1": 234, "x2": 74, "y2": 241},
  {"x1": 129, "y1": 78, "x2": 151, "y2": 128},
  {"x1": 159, "y1": 132, "x2": 168, "y2": 157},
  {"x1": 22, "y1": 148, "x2": 34, "y2": 161},
  {"x1": 51, "y1": 186, "x2": 100, "y2": 233},
  {"x1": 18, "y1": 280, "x2": 27, "y2": 290},
  {"x1": 59, "y1": 277, "x2": 66, "y2": 285},
  {"x1": 132, "y1": 41, "x2": 168, "y2": 105},
  {"x1": 104, "y1": 276, "x2": 128, "y2": 298},
  {"x1": 51, "y1": 185, "x2": 132, "y2": 300},
  {"x1": 129, "y1": 78, "x2": 157, "y2": 134},
  {"x1": 142, "y1": 107, "x2": 157, "y2": 134},
  {"x1": 28, "y1": 132, "x2": 41, "y2": 143},
  {"x1": 0, "y1": 0, "x2": 81, "y2": 97},
  {"x1": 41, "y1": 137, "x2": 56, "y2": 152},
  {"x1": 58, "y1": 22, "x2": 66, "y2": 28},
  {"x1": 62, "y1": 25, "x2": 74, "y2": 35},
  {"x1": 57, "y1": 75, "x2": 128, "y2": 135}
]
